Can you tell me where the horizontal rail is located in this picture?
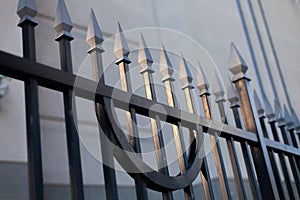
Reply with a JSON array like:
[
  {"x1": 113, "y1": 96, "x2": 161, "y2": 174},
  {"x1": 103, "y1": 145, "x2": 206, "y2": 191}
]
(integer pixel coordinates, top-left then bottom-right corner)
[
  {"x1": 0, "y1": 50, "x2": 299, "y2": 157},
  {"x1": 265, "y1": 138, "x2": 300, "y2": 156}
]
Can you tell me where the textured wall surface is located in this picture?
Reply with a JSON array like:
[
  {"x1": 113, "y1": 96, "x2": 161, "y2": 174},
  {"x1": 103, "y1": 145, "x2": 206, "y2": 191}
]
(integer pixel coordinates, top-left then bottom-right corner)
[{"x1": 0, "y1": 0, "x2": 299, "y2": 199}]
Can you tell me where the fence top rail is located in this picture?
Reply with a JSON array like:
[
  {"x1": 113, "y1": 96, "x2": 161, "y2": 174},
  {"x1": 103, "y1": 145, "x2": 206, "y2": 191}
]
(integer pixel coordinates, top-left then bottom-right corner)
[{"x1": 1, "y1": 50, "x2": 300, "y2": 157}]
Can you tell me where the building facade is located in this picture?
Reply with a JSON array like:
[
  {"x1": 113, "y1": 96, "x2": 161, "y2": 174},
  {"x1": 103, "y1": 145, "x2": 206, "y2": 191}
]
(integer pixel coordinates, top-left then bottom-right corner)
[{"x1": 0, "y1": 0, "x2": 299, "y2": 199}]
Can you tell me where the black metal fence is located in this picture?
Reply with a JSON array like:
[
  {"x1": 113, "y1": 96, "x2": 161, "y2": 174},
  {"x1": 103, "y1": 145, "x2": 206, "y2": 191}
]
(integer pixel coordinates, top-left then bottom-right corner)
[{"x1": 0, "y1": 0, "x2": 300, "y2": 199}]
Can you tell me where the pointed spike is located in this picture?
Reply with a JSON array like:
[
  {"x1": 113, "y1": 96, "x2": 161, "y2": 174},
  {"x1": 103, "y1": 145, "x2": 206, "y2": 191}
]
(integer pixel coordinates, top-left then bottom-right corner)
[
  {"x1": 253, "y1": 90, "x2": 264, "y2": 118},
  {"x1": 274, "y1": 99, "x2": 284, "y2": 126},
  {"x1": 264, "y1": 97, "x2": 275, "y2": 122},
  {"x1": 196, "y1": 62, "x2": 210, "y2": 96},
  {"x1": 284, "y1": 105, "x2": 294, "y2": 129},
  {"x1": 86, "y1": 8, "x2": 104, "y2": 51},
  {"x1": 230, "y1": 43, "x2": 246, "y2": 67},
  {"x1": 212, "y1": 71, "x2": 225, "y2": 102},
  {"x1": 226, "y1": 76, "x2": 240, "y2": 108},
  {"x1": 179, "y1": 53, "x2": 194, "y2": 89},
  {"x1": 291, "y1": 108, "x2": 300, "y2": 133},
  {"x1": 159, "y1": 45, "x2": 174, "y2": 82},
  {"x1": 138, "y1": 33, "x2": 154, "y2": 73},
  {"x1": 114, "y1": 22, "x2": 130, "y2": 63},
  {"x1": 229, "y1": 43, "x2": 250, "y2": 82},
  {"x1": 54, "y1": 0, "x2": 73, "y2": 40},
  {"x1": 17, "y1": 0, "x2": 38, "y2": 26}
]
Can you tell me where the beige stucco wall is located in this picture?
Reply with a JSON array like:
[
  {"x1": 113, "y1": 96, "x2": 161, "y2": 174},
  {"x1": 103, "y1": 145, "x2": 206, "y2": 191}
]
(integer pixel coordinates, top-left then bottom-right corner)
[{"x1": 0, "y1": 0, "x2": 299, "y2": 192}]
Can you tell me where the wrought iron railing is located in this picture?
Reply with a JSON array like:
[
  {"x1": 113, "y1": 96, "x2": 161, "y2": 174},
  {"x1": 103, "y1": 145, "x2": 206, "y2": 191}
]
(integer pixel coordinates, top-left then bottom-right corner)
[{"x1": 0, "y1": 0, "x2": 299, "y2": 199}]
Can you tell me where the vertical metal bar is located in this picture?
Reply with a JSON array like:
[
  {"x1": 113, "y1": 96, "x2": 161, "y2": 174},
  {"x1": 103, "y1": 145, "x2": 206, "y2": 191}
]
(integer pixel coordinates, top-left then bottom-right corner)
[
  {"x1": 57, "y1": 39, "x2": 84, "y2": 200},
  {"x1": 54, "y1": 1, "x2": 84, "y2": 198},
  {"x1": 86, "y1": 10, "x2": 119, "y2": 200},
  {"x1": 141, "y1": 71, "x2": 174, "y2": 200},
  {"x1": 161, "y1": 55, "x2": 196, "y2": 199},
  {"x1": 113, "y1": 28, "x2": 149, "y2": 200},
  {"x1": 182, "y1": 85, "x2": 215, "y2": 200},
  {"x1": 212, "y1": 74, "x2": 248, "y2": 199},
  {"x1": 288, "y1": 129, "x2": 299, "y2": 148},
  {"x1": 195, "y1": 63, "x2": 231, "y2": 199},
  {"x1": 278, "y1": 124, "x2": 300, "y2": 195},
  {"x1": 234, "y1": 79, "x2": 279, "y2": 199},
  {"x1": 215, "y1": 101, "x2": 247, "y2": 200},
  {"x1": 230, "y1": 104, "x2": 262, "y2": 199},
  {"x1": 268, "y1": 122, "x2": 296, "y2": 199},
  {"x1": 163, "y1": 78, "x2": 195, "y2": 200},
  {"x1": 259, "y1": 117, "x2": 286, "y2": 199},
  {"x1": 17, "y1": 1, "x2": 44, "y2": 199},
  {"x1": 116, "y1": 61, "x2": 148, "y2": 200},
  {"x1": 229, "y1": 44, "x2": 279, "y2": 199},
  {"x1": 275, "y1": 108, "x2": 300, "y2": 175},
  {"x1": 138, "y1": 47, "x2": 173, "y2": 200},
  {"x1": 200, "y1": 94, "x2": 232, "y2": 200}
]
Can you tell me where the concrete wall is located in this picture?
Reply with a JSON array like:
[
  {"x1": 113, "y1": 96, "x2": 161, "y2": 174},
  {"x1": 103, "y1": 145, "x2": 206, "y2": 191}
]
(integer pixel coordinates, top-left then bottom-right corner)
[{"x1": 0, "y1": 0, "x2": 300, "y2": 199}]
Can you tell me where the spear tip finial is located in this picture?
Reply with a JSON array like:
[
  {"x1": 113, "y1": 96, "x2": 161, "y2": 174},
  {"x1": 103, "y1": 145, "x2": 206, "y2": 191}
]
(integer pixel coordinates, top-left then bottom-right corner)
[
  {"x1": 54, "y1": 0, "x2": 73, "y2": 41},
  {"x1": 229, "y1": 43, "x2": 249, "y2": 82},
  {"x1": 226, "y1": 76, "x2": 239, "y2": 108},
  {"x1": 212, "y1": 71, "x2": 225, "y2": 102},
  {"x1": 253, "y1": 90, "x2": 264, "y2": 118},
  {"x1": 284, "y1": 104, "x2": 294, "y2": 129},
  {"x1": 196, "y1": 62, "x2": 210, "y2": 96},
  {"x1": 138, "y1": 33, "x2": 154, "y2": 73},
  {"x1": 86, "y1": 8, "x2": 104, "y2": 49},
  {"x1": 17, "y1": 0, "x2": 38, "y2": 26},
  {"x1": 159, "y1": 46, "x2": 174, "y2": 82},
  {"x1": 274, "y1": 99, "x2": 284, "y2": 126},
  {"x1": 291, "y1": 108, "x2": 300, "y2": 133},
  {"x1": 179, "y1": 53, "x2": 194, "y2": 89},
  {"x1": 113, "y1": 22, "x2": 130, "y2": 63}
]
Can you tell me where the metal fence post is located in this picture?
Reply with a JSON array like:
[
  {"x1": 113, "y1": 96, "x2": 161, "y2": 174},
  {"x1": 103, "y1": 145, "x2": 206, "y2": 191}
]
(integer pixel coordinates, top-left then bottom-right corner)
[
  {"x1": 227, "y1": 80, "x2": 262, "y2": 199},
  {"x1": 258, "y1": 95, "x2": 296, "y2": 199},
  {"x1": 274, "y1": 100, "x2": 300, "y2": 195},
  {"x1": 17, "y1": 0, "x2": 44, "y2": 199},
  {"x1": 54, "y1": 0, "x2": 84, "y2": 199},
  {"x1": 113, "y1": 24, "x2": 149, "y2": 200},
  {"x1": 179, "y1": 56, "x2": 215, "y2": 200},
  {"x1": 138, "y1": 37, "x2": 173, "y2": 200},
  {"x1": 291, "y1": 108, "x2": 300, "y2": 144},
  {"x1": 212, "y1": 72, "x2": 247, "y2": 199},
  {"x1": 196, "y1": 62, "x2": 232, "y2": 200},
  {"x1": 228, "y1": 43, "x2": 279, "y2": 199},
  {"x1": 86, "y1": 9, "x2": 119, "y2": 200},
  {"x1": 285, "y1": 105, "x2": 299, "y2": 148},
  {"x1": 253, "y1": 92, "x2": 289, "y2": 199},
  {"x1": 159, "y1": 52, "x2": 195, "y2": 200}
]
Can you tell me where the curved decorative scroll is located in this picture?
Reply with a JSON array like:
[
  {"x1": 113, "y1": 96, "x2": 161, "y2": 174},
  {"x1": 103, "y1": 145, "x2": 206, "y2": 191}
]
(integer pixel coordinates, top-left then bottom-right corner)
[{"x1": 95, "y1": 96, "x2": 203, "y2": 192}]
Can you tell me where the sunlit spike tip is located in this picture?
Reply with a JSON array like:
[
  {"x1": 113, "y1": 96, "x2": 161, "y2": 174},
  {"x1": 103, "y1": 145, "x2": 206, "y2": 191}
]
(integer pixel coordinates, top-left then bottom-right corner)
[
  {"x1": 138, "y1": 33, "x2": 154, "y2": 73},
  {"x1": 291, "y1": 108, "x2": 300, "y2": 133},
  {"x1": 226, "y1": 77, "x2": 239, "y2": 108},
  {"x1": 114, "y1": 22, "x2": 130, "y2": 62},
  {"x1": 274, "y1": 99, "x2": 284, "y2": 126},
  {"x1": 17, "y1": 0, "x2": 38, "y2": 25},
  {"x1": 212, "y1": 71, "x2": 225, "y2": 102},
  {"x1": 253, "y1": 90, "x2": 264, "y2": 118},
  {"x1": 284, "y1": 105, "x2": 294, "y2": 130},
  {"x1": 179, "y1": 53, "x2": 194, "y2": 89},
  {"x1": 196, "y1": 62, "x2": 210, "y2": 96},
  {"x1": 86, "y1": 9, "x2": 104, "y2": 50},
  {"x1": 229, "y1": 43, "x2": 249, "y2": 82},
  {"x1": 159, "y1": 46, "x2": 174, "y2": 81},
  {"x1": 263, "y1": 97, "x2": 275, "y2": 122},
  {"x1": 54, "y1": 0, "x2": 73, "y2": 40}
]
